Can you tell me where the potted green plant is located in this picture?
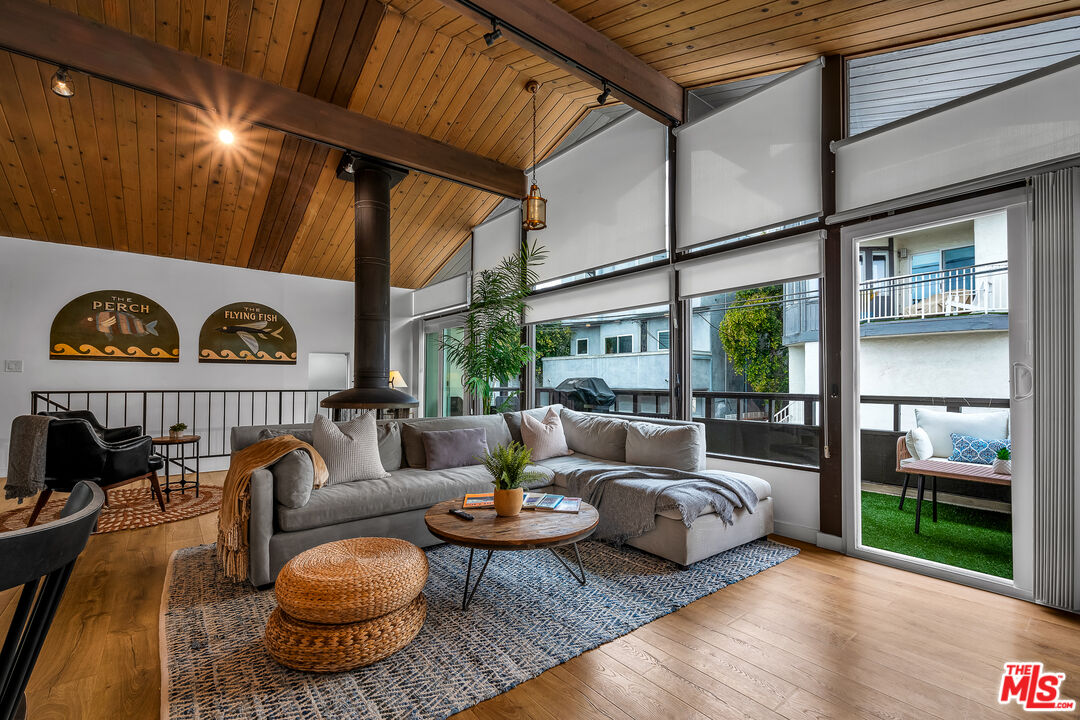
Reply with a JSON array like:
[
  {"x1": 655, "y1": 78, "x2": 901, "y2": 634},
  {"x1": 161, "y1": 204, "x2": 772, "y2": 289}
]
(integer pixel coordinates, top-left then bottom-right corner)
[
  {"x1": 993, "y1": 447, "x2": 1011, "y2": 475},
  {"x1": 481, "y1": 443, "x2": 546, "y2": 517},
  {"x1": 443, "y1": 242, "x2": 546, "y2": 415},
  {"x1": 169, "y1": 422, "x2": 188, "y2": 440}
]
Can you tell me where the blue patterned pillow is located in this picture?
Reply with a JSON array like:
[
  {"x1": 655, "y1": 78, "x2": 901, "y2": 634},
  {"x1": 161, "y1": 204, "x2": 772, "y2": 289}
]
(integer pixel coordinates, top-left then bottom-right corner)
[{"x1": 948, "y1": 433, "x2": 1010, "y2": 465}]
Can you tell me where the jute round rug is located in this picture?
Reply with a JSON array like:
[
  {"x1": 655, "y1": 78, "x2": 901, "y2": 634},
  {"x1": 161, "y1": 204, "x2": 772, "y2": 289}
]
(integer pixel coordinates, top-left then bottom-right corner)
[{"x1": 0, "y1": 485, "x2": 221, "y2": 534}]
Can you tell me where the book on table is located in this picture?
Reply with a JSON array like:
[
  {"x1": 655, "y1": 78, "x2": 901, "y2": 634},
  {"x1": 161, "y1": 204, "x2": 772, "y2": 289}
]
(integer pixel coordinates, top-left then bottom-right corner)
[
  {"x1": 551, "y1": 497, "x2": 582, "y2": 513},
  {"x1": 462, "y1": 493, "x2": 494, "y2": 509},
  {"x1": 522, "y1": 492, "x2": 546, "y2": 510},
  {"x1": 535, "y1": 494, "x2": 563, "y2": 511}
]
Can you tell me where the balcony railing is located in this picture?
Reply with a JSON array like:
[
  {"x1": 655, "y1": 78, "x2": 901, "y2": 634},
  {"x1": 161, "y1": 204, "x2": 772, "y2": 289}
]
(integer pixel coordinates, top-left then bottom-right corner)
[
  {"x1": 31, "y1": 389, "x2": 346, "y2": 459},
  {"x1": 860, "y1": 261, "x2": 1008, "y2": 323}
]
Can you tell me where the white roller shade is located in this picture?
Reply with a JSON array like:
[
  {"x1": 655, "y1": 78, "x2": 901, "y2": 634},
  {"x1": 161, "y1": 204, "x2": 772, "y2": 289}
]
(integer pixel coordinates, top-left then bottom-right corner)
[
  {"x1": 835, "y1": 56, "x2": 1080, "y2": 214},
  {"x1": 472, "y1": 207, "x2": 521, "y2": 274},
  {"x1": 677, "y1": 231, "x2": 823, "y2": 297},
  {"x1": 526, "y1": 112, "x2": 667, "y2": 283},
  {"x1": 525, "y1": 267, "x2": 671, "y2": 325},
  {"x1": 411, "y1": 273, "x2": 469, "y2": 317},
  {"x1": 675, "y1": 60, "x2": 823, "y2": 249}
]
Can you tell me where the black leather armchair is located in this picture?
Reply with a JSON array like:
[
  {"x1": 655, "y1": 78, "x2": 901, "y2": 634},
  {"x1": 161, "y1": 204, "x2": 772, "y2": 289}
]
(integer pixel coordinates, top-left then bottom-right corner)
[
  {"x1": 39, "y1": 410, "x2": 142, "y2": 443},
  {"x1": 27, "y1": 418, "x2": 166, "y2": 527}
]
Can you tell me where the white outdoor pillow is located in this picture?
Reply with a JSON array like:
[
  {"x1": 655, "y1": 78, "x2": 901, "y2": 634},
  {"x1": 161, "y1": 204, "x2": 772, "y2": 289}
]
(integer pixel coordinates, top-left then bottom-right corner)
[
  {"x1": 625, "y1": 421, "x2": 706, "y2": 472},
  {"x1": 904, "y1": 427, "x2": 934, "y2": 461},
  {"x1": 913, "y1": 408, "x2": 1009, "y2": 458},
  {"x1": 519, "y1": 407, "x2": 573, "y2": 461},
  {"x1": 312, "y1": 413, "x2": 390, "y2": 484}
]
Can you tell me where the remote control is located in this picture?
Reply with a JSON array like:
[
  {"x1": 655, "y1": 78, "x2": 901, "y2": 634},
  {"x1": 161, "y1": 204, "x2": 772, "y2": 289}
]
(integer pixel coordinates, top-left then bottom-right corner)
[{"x1": 449, "y1": 509, "x2": 474, "y2": 521}]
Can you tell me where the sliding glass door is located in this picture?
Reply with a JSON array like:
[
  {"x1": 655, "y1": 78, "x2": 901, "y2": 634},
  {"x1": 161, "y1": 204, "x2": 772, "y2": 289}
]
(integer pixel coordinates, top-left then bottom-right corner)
[
  {"x1": 843, "y1": 190, "x2": 1033, "y2": 597},
  {"x1": 421, "y1": 317, "x2": 468, "y2": 418}
]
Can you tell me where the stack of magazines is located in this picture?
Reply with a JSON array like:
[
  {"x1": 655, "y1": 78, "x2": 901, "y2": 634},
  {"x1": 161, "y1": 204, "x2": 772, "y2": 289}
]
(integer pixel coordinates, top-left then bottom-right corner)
[{"x1": 522, "y1": 493, "x2": 582, "y2": 513}]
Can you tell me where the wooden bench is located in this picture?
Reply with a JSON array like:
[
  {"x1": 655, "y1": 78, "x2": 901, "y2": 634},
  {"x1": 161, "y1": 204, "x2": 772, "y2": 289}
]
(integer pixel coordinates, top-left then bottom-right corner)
[{"x1": 894, "y1": 437, "x2": 1011, "y2": 533}]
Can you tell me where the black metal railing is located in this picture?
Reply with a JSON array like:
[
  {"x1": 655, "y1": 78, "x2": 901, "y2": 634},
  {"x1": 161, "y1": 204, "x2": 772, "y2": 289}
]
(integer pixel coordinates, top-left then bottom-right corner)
[{"x1": 30, "y1": 389, "x2": 348, "y2": 459}]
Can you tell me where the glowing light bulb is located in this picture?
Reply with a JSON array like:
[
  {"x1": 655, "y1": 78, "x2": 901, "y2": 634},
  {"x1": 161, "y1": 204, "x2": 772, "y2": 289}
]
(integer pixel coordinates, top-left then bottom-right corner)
[{"x1": 217, "y1": 128, "x2": 235, "y2": 145}]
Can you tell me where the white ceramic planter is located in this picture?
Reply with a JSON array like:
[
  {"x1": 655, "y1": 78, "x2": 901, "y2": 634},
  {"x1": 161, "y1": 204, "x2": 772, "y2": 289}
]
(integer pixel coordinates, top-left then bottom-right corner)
[{"x1": 992, "y1": 458, "x2": 1012, "y2": 475}]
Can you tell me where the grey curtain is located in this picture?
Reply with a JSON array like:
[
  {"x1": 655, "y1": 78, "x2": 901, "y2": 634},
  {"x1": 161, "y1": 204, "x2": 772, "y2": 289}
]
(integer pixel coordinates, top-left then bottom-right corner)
[{"x1": 1031, "y1": 168, "x2": 1078, "y2": 610}]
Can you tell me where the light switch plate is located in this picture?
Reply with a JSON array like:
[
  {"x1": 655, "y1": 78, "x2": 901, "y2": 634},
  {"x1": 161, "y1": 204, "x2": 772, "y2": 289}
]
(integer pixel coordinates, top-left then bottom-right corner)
[{"x1": 4, "y1": 360, "x2": 23, "y2": 373}]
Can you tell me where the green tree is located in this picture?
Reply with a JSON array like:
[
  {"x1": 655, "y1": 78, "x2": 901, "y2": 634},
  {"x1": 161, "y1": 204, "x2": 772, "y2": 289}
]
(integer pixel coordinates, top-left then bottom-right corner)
[
  {"x1": 534, "y1": 324, "x2": 572, "y2": 383},
  {"x1": 718, "y1": 286, "x2": 789, "y2": 393},
  {"x1": 442, "y1": 242, "x2": 546, "y2": 414}
]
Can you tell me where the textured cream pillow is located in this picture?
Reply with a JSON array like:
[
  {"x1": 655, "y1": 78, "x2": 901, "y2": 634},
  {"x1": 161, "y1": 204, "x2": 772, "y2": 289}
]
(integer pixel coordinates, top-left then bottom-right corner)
[
  {"x1": 519, "y1": 407, "x2": 573, "y2": 461},
  {"x1": 312, "y1": 413, "x2": 390, "y2": 484}
]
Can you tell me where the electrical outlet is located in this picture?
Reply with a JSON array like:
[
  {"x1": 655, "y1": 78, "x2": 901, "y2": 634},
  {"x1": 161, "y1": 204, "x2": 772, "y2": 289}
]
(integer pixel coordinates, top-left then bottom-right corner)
[{"x1": 4, "y1": 360, "x2": 23, "y2": 373}]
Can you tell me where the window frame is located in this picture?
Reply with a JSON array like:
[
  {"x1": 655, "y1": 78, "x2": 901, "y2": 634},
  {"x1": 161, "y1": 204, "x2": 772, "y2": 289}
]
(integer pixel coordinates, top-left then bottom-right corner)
[
  {"x1": 604, "y1": 334, "x2": 634, "y2": 355},
  {"x1": 575, "y1": 337, "x2": 589, "y2": 355}
]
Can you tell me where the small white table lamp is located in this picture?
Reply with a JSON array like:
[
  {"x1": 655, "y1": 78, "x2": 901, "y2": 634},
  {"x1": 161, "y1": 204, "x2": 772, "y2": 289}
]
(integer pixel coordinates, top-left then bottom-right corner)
[{"x1": 388, "y1": 370, "x2": 407, "y2": 389}]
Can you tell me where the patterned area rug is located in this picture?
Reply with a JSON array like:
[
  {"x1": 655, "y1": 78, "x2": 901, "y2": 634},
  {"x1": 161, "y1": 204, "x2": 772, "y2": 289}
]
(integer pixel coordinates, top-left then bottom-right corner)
[
  {"x1": 0, "y1": 485, "x2": 220, "y2": 534},
  {"x1": 162, "y1": 538, "x2": 798, "y2": 719}
]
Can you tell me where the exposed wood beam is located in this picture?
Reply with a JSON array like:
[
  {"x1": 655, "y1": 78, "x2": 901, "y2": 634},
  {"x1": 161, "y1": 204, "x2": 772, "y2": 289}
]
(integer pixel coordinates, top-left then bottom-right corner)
[
  {"x1": 248, "y1": 0, "x2": 385, "y2": 273},
  {"x1": 433, "y1": 0, "x2": 684, "y2": 125},
  {"x1": 0, "y1": 0, "x2": 526, "y2": 198}
]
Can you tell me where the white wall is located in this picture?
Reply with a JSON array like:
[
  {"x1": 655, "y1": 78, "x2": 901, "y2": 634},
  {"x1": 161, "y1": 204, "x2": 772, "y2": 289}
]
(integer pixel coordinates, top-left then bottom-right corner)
[
  {"x1": 0, "y1": 236, "x2": 417, "y2": 470},
  {"x1": 707, "y1": 456, "x2": 820, "y2": 542}
]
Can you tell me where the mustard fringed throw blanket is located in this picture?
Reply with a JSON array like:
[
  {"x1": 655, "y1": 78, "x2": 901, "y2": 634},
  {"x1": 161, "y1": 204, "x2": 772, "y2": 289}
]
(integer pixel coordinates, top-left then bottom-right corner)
[{"x1": 217, "y1": 435, "x2": 328, "y2": 582}]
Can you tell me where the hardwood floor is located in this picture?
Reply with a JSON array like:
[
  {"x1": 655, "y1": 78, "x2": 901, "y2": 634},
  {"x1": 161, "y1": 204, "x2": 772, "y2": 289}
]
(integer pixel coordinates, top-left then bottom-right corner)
[{"x1": 2, "y1": 474, "x2": 1078, "y2": 719}]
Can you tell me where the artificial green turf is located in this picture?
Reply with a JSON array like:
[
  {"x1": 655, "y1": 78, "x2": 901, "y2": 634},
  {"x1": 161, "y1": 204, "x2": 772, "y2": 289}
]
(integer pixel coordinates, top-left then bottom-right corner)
[{"x1": 860, "y1": 491, "x2": 1013, "y2": 579}]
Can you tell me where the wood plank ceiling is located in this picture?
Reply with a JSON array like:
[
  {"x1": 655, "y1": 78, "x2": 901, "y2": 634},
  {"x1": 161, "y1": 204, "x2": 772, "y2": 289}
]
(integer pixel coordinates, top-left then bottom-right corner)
[{"x1": 1, "y1": 0, "x2": 1078, "y2": 288}]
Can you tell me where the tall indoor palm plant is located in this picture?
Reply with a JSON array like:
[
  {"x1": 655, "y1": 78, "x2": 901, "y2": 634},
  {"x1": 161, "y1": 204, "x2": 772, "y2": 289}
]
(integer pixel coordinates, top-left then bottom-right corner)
[{"x1": 442, "y1": 241, "x2": 546, "y2": 414}]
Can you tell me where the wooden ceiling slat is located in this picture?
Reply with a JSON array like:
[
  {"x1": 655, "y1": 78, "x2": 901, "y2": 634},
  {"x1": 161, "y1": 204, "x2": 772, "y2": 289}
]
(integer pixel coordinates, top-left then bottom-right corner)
[
  {"x1": 223, "y1": 126, "x2": 268, "y2": 265},
  {"x1": 388, "y1": 29, "x2": 454, "y2": 126},
  {"x1": 196, "y1": 142, "x2": 229, "y2": 262},
  {"x1": 155, "y1": 97, "x2": 177, "y2": 260},
  {"x1": 134, "y1": 89, "x2": 160, "y2": 255},
  {"x1": 239, "y1": 0, "x2": 276, "y2": 76},
  {"x1": 86, "y1": 77, "x2": 128, "y2": 252},
  {"x1": 168, "y1": 103, "x2": 198, "y2": 258},
  {"x1": 235, "y1": 130, "x2": 286, "y2": 265},
  {"x1": 0, "y1": 103, "x2": 39, "y2": 240},
  {"x1": 276, "y1": 0, "x2": 324, "y2": 88},
  {"x1": 182, "y1": 115, "x2": 215, "y2": 260},
  {"x1": 279, "y1": 154, "x2": 343, "y2": 273},
  {"x1": 111, "y1": 85, "x2": 146, "y2": 254},
  {"x1": 360, "y1": 16, "x2": 424, "y2": 116},
  {"x1": 180, "y1": 0, "x2": 205, "y2": 56},
  {"x1": 222, "y1": 0, "x2": 255, "y2": 69},
  {"x1": 374, "y1": 23, "x2": 441, "y2": 123},
  {"x1": 202, "y1": 0, "x2": 230, "y2": 64}
]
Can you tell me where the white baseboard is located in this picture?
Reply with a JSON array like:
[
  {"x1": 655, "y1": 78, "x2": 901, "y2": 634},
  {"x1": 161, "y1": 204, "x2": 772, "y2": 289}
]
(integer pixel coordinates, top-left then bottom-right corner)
[
  {"x1": 772, "y1": 520, "x2": 818, "y2": 543},
  {"x1": 815, "y1": 532, "x2": 845, "y2": 552}
]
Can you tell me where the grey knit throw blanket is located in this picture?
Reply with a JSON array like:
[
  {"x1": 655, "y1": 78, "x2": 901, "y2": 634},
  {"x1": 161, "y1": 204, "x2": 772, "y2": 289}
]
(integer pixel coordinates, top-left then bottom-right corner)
[
  {"x1": 6, "y1": 415, "x2": 52, "y2": 503},
  {"x1": 561, "y1": 465, "x2": 758, "y2": 544}
]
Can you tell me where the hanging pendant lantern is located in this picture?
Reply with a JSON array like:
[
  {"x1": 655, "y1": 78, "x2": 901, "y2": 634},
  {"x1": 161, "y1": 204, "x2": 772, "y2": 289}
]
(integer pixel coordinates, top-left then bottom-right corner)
[{"x1": 523, "y1": 80, "x2": 547, "y2": 230}]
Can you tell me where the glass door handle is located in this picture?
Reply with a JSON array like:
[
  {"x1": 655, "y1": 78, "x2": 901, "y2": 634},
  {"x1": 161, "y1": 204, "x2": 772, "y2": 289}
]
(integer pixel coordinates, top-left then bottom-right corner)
[{"x1": 1011, "y1": 362, "x2": 1033, "y2": 401}]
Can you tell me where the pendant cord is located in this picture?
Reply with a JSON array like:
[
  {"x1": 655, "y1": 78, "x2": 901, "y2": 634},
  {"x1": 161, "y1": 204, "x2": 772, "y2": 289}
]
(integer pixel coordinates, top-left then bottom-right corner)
[{"x1": 530, "y1": 89, "x2": 538, "y2": 186}]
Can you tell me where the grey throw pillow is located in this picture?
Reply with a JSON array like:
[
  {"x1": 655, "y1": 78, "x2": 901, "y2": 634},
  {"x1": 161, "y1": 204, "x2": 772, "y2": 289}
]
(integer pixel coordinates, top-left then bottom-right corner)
[
  {"x1": 377, "y1": 422, "x2": 403, "y2": 472},
  {"x1": 257, "y1": 429, "x2": 315, "y2": 508},
  {"x1": 312, "y1": 413, "x2": 390, "y2": 484},
  {"x1": 421, "y1": 427, "x2": 489, "y2": 470},
  {"x1": 560, "y1": 408, "x2": 628, "y2": 461},
  {"x1": 258, "y1": 426, "x2": 314, "y2": 445}
]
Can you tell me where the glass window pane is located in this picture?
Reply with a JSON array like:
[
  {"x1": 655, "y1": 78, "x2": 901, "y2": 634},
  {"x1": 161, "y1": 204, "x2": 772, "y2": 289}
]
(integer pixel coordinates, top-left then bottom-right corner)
[
  {"x1": 533, "y1": 305, "x2": 671, "y2": 418},
  {"x1": 690, "y1": 281, "x2": 821, "y2": 467}
]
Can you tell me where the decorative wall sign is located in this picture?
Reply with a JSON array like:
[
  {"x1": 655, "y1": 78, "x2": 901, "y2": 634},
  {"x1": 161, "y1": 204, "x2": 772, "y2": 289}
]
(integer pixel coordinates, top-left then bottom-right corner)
[
  {"x1": 50, "y1": 291, "x2": 180, "y2": 362},
  {"x1": 198, "y1": 303, "x2": 297, "y2": 364}
]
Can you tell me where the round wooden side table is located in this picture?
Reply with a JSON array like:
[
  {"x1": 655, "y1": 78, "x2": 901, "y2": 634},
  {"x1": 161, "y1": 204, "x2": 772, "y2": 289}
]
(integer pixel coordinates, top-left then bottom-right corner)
[{"x1": 150, "y1": 435, "x2": 201, "y2": 501}]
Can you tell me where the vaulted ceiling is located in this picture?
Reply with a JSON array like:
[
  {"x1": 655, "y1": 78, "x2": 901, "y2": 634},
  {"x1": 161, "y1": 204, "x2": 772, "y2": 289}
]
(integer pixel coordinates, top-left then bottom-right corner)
[{"x1": 1, "y1": 0, "x2": 1077, "y2": 287}]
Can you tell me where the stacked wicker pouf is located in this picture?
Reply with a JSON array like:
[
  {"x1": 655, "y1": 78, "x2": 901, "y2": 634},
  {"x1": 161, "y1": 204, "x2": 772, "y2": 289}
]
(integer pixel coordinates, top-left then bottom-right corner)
[{"x1": 265, "y1": 537, "x2": 428, "y2": 672}]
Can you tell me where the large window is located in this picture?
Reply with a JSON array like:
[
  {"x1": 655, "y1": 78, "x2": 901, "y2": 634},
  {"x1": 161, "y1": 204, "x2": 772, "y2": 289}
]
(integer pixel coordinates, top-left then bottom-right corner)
[
  {"x1": 535, "y1": 305, "x2": 671, "y2": 417},
  {"x1": 689, "y1": 281, "x2": 821, "y2": 467}
]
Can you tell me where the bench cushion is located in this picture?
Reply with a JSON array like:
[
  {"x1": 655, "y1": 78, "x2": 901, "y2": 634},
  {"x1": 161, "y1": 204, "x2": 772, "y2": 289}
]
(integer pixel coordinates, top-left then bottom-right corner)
[{"x1": 914, "y1": 408, "x2": 1009, "y2": 458}]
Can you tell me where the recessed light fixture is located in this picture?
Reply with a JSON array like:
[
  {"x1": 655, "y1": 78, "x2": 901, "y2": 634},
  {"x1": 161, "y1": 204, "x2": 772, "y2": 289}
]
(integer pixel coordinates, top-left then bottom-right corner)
[
  {"x1": 483, "y1": 19, "x2": 502, "y2": 47},
  {"x1": 217, "y1": 128, "x2": 235, "y2": 145},
  {"x1": 50, "y1": 67, "x2": 75, "y2": 98}
]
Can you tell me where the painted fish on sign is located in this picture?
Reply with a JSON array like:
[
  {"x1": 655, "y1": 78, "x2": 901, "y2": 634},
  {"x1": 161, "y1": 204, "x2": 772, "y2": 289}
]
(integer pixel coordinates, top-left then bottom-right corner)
[
  {"x1": 50, "y1": 291, "x2": 180, "y2": 362},
  {"x1": 198, "y1": 303, "x2": 296, "y2": 364}
]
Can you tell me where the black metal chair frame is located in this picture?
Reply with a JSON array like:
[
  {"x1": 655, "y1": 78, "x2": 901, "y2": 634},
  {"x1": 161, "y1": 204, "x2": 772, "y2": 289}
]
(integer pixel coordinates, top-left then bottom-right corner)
[{"x1": 0, "y1": 482, "x2": 105, "y2": 720}]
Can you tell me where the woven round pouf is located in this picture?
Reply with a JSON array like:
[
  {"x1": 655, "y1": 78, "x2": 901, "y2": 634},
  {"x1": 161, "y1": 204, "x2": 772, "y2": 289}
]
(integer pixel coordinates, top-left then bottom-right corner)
[
  {"x1": 275, "y1": 537, "x2": 429, "y2": 624},
  {"x1": 266, "y1": 593, "x2": 427, "y2": 672}
]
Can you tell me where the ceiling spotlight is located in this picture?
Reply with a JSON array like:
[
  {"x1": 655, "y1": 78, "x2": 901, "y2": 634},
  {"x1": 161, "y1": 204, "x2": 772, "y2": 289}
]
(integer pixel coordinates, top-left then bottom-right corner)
[
  {"x1": 217, "y1": 128, "x2": 235, "y2": 145},
  {"x1": 50, "y1": 67, "x2": 75, "y2": 98},
  {"x1": 483, "y1": 19, "x2": 502, "y2": 47},
  {"x1": 596, "y1": 82, "x2": 611, "y2": 105}
]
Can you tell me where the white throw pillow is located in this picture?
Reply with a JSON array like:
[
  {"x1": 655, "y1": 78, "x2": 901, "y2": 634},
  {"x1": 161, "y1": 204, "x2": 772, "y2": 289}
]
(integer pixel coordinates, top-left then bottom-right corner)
[
  {"x1": 904, "y1": 427, "x2": 933, "y2": 461},
  {"x1": 914, "y1": 408, "x2": 1009, "y2": 458},
  {"x1": 312, "y1": 413, "x2": 390, "y2": 484},
  {"x1": 519, "y1": 407, "x2": 573, "y2": 461}
]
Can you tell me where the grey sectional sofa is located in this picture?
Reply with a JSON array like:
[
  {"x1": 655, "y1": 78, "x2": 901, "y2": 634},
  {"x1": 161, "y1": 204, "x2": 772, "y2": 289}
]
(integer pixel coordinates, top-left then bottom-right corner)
[{"x1": 233, "y1": 406, "x2": 774, "y2": 586}]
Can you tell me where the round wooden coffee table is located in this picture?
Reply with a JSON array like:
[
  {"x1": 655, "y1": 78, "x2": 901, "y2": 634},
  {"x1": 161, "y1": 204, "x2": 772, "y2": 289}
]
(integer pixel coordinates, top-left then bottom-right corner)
[{"x1": 425, "y1": 497, "x2": 599, "y2": 610}]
